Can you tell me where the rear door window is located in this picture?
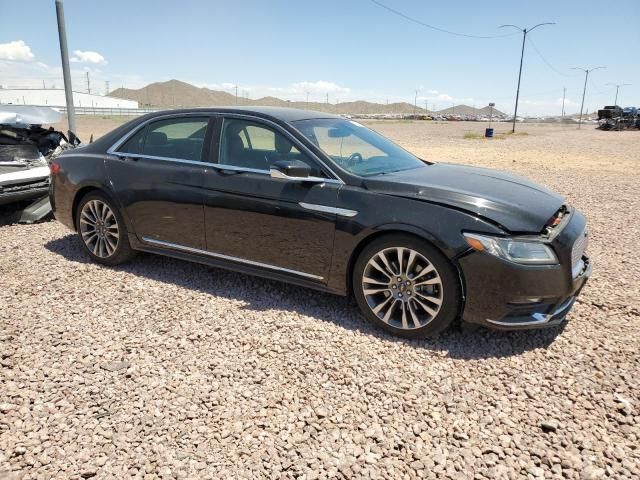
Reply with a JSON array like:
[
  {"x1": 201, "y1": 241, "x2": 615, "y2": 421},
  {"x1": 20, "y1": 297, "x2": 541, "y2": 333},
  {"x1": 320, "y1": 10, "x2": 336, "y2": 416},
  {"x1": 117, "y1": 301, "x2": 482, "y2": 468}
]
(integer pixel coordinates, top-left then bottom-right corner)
[{"x1": 118, "y1": 117, "x2": 210, "y2": 161}]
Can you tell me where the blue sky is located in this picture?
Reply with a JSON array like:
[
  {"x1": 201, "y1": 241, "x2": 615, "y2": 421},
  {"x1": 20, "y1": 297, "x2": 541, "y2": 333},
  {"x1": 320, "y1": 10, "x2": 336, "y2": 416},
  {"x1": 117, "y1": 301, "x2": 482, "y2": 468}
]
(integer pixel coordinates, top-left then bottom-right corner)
[{"x1": 1, "y1": 0, "x2": 638, "y2": 115}]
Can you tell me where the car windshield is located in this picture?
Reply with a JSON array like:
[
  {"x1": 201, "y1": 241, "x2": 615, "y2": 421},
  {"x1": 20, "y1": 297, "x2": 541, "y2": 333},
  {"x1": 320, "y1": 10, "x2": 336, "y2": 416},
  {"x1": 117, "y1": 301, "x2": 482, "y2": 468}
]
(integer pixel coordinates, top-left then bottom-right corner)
[{"x1": 292, "y1": 118, "x2": 427, "y2": 176}]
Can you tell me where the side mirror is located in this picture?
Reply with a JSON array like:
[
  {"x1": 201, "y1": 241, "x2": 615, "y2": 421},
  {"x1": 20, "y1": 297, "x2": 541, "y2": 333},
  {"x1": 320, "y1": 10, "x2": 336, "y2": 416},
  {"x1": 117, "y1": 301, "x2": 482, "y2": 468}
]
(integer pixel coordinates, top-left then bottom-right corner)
[{"x1": 270, "y1": 160, "x2": 312, "y2": 180}]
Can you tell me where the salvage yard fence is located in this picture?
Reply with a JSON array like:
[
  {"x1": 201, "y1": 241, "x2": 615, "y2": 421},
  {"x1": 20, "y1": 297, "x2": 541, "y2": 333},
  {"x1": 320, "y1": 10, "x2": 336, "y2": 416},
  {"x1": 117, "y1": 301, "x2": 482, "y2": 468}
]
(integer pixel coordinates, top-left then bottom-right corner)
[{"x1": 55, "y1": 106, "x2": 160, "y2": 117}]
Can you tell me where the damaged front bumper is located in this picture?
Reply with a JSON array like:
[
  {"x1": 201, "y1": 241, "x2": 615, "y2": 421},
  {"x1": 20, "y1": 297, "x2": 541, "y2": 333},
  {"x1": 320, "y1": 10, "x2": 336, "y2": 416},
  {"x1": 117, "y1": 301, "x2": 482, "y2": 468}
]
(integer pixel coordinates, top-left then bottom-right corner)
[
  {"x1": 0, "y1": 106, "x2": 79, "y2": 222},
  {"x1": 459, "y1": 208, "x2": 592, "y2": 330},
  {"x1": 0, "y1": 166, "x2": 50, "y2": 206}
]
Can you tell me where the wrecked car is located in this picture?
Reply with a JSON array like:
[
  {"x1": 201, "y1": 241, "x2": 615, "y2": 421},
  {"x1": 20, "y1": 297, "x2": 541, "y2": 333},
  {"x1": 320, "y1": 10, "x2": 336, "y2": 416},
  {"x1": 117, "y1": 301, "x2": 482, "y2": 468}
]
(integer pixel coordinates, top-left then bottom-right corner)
[
  {"x1": 50, "y1": 107, "x2": 591, "y2": 338},
  {"x1": 0, "y1": 105, "x2": 79, "y2": 223}
]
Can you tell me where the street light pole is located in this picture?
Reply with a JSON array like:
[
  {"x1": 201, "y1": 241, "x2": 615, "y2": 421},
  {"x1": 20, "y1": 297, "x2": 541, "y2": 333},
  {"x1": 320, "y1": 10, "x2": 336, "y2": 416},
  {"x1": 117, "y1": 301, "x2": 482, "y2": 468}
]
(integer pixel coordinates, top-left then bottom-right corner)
[
  {"x1": 55, "y1": 0, "x2": 76, "y2": 137},
  {"x1": 571, "y1": 66, "x2": 606, "y2": 129},
  {"x1": 500, "y1": 22, "x2": 555, "y2": 133},
  {"x1": 606, "y1": 83, "x2": 631, "y2": 106}
]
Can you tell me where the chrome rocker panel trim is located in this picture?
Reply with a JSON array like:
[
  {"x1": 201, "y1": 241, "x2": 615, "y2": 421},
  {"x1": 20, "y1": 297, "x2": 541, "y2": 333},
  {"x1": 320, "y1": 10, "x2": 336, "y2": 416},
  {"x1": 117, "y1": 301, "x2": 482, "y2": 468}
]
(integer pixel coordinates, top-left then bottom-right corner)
[{"x1": 141, "y1": 236, "x2": 324, "y2": 281}]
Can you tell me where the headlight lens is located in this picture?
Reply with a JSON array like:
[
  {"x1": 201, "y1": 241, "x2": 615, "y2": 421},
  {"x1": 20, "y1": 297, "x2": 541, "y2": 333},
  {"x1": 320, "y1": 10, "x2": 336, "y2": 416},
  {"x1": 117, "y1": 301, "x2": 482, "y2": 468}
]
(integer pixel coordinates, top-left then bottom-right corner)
[{"x1": 463, "y1": 233, "x2": 558, "y2": 265}]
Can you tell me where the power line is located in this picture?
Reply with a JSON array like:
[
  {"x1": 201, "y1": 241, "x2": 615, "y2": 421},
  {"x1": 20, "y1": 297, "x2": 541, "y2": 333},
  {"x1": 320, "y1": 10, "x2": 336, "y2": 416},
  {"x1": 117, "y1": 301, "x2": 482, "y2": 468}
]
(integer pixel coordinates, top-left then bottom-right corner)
[
  {"x1": 370, "y1": 0, "x2": 518, "y2": 39},
  {"x1": 527, "y1": 37, "x2": 578, "y2": 78},
  {"x1": 588, "y1": 77, "x2": 615, "y2": 95}
]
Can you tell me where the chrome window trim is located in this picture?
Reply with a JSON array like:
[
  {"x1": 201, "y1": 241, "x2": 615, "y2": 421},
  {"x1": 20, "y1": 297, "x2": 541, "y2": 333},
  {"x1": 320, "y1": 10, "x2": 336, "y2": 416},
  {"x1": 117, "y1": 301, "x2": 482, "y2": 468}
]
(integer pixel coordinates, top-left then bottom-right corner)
[
  {"x1": 111, "y1": 151, "x2": 209, "y2": 167},
  {"x1": 216, "y1": 113, "x2": 344, "y2": 184},
  {"x1": 106, "y1": 111, "x2": 345, "y2": 185},
  {"x1": 270, "y1": 168, "x2": 330, "y2": 184},
  {"x1": 299, "y1": 202, "x2": 358, "y2": 217},
  {"x1": 210, "y1": 163, "x2": 272, "y2": 175},
  {"x1": 141, "y1": 236, "x2": 324, "y2": 281},
  {"x1": 208, "y1": 162, "x2": 341, "y2": 184}
]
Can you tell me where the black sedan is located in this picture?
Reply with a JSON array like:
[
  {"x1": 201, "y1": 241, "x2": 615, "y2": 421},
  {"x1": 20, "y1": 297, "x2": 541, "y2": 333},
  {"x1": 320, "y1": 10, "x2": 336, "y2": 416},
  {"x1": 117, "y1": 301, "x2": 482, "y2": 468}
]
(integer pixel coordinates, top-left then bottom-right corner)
[{"x1": 50, "y1": 107, "x2": 591, "y2": 338}]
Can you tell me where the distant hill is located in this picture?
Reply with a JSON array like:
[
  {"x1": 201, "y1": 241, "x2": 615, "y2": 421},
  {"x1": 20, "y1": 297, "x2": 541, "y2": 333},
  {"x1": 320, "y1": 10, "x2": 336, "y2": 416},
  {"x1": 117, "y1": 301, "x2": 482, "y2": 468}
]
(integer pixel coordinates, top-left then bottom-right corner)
[
  {"x1": 437, "y1": 104, "x2": 506, "y2": 117},
  {"x1": 110, "y1": 79, "x2": 504, "y2": 116}
]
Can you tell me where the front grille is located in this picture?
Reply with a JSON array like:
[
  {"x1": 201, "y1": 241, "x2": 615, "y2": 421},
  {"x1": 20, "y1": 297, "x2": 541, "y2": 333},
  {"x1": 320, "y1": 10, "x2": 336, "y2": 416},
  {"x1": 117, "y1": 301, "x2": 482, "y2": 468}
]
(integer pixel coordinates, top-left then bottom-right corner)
[
  {"x1": 571, "y1": 228, "x2": 588, "y2": 267},
  {"x1": 0, "y1": 178, "x2": 49, "y2": 194}
]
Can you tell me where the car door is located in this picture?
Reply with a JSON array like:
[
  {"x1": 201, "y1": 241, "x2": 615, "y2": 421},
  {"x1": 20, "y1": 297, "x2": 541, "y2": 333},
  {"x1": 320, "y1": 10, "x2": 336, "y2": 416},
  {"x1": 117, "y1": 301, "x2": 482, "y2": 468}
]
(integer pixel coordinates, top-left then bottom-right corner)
[
  {"x1": 105, "y1": 114, "x2": 213, "y2": 250},
  {"x1": 202, "y1": 116, "x2": 342, "y2": 282}
]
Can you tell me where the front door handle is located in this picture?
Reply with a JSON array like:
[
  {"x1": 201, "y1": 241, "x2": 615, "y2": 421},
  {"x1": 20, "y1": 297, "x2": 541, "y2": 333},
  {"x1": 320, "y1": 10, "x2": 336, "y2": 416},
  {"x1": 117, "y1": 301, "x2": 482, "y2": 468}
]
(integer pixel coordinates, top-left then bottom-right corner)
[{"x1": 113, "y1": 153, "x2": 139, "y2": 162}]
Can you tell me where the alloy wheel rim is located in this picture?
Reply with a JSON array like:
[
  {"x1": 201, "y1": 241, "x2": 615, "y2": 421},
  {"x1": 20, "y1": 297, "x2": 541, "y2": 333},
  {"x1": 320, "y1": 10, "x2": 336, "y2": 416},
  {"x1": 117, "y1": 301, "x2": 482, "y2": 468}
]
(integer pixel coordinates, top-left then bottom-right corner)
[
  {"x1": 362, "y1": 247, "x2": 443, "y2": 330},
  {"x1": 79, "y1": 200, "x2": 119, "y2": 258}
]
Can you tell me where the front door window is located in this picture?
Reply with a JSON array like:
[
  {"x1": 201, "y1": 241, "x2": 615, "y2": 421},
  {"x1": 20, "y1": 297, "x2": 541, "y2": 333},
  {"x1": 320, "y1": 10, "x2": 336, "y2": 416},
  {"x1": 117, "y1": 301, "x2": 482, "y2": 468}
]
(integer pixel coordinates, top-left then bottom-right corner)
[{"x1": 218, "y1": 118, "x2": 323, "y2": 176}]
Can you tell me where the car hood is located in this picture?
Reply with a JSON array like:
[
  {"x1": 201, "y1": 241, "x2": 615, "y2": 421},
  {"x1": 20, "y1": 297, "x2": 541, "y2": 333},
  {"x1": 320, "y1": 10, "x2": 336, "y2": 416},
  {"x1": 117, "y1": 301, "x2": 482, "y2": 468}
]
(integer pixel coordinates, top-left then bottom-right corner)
[{"x1": 364, "y1": 163, "x2": 564, "y2": 232}]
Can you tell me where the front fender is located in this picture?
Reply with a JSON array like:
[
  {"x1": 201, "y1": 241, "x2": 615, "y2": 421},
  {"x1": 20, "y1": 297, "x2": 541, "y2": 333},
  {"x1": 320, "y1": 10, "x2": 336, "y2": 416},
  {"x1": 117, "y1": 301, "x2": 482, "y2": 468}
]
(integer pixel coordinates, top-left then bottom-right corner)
[{"x1": 325, "y1": 188, "x2": 503, "y2": 294}]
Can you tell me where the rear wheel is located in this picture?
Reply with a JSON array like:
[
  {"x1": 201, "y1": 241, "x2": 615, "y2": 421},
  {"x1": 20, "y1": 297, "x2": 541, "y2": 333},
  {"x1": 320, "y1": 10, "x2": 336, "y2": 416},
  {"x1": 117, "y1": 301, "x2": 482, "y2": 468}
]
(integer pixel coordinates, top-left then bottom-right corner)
[
  {"x1": 353, "y1": 234, "x2": 460, "y2": 338},
  {"x1": 76, "y1": 192, "x2": 135, "y2": 265}
]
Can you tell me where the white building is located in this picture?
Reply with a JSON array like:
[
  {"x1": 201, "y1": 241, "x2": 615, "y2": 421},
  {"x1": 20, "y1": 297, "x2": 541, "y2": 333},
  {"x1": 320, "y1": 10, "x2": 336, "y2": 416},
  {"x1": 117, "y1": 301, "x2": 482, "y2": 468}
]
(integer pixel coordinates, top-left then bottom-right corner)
[{"x1": 0, "y1": 88, "x2": 138, "y2": 109}]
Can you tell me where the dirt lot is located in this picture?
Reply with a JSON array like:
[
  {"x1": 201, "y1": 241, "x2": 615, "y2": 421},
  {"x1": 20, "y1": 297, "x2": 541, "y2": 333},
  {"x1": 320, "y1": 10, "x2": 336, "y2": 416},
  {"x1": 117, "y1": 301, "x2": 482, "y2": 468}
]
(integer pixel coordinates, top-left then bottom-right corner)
[{"x1": 1, "y1": 119, "x2": 639, "y2": 479}]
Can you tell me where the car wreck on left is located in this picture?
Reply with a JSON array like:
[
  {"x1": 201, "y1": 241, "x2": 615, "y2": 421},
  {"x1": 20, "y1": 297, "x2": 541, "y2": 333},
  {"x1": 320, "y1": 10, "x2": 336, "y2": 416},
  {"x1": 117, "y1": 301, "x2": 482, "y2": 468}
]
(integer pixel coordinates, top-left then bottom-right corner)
[{"x1": 0, "y1": 105, "x2": 79, "y2": 223}]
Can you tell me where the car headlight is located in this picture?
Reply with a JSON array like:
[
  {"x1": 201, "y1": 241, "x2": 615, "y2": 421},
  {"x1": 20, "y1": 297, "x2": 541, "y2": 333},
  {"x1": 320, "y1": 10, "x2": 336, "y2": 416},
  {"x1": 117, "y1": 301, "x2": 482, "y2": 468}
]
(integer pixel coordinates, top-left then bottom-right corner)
[{"x1": 463, "y1": 233, "x2": 558, "y2": 265}]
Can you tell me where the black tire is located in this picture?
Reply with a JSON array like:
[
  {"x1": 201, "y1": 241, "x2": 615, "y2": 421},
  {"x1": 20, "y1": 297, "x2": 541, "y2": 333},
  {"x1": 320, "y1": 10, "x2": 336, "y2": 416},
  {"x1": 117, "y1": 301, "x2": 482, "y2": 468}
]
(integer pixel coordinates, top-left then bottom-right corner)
[
  {"x1": 75, "y1": 191, "x2": 135, "y2": 266},
  {"x1": 352, "y1": 234, "x2": 461, "y2": 339}
]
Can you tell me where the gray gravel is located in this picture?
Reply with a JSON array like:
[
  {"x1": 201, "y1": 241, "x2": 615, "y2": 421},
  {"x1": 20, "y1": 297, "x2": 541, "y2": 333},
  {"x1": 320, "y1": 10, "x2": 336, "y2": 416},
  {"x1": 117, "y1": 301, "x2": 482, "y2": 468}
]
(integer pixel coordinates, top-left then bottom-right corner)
[{"x1": 1, "y1": 124, "x2": 639, "y2": 479}]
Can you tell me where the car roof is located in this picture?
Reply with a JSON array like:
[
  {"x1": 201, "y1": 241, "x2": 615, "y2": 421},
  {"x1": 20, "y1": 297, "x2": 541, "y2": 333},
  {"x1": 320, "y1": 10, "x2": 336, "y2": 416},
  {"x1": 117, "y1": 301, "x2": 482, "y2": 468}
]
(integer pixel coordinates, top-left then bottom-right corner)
[
  {"x1": 151, "y1": 106, "x2": 343, "y2": 123},
  {"x1": 83, "y1": 106, "x2": 344, "y2": 153}
]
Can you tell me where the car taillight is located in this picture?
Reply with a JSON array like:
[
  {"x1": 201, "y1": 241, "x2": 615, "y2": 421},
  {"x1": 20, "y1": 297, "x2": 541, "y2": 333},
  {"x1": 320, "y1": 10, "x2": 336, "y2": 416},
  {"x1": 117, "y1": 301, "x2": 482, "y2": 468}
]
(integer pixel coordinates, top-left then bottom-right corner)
[{"x1": 50, "y1": 162, "x2": 60, "y2": 175}]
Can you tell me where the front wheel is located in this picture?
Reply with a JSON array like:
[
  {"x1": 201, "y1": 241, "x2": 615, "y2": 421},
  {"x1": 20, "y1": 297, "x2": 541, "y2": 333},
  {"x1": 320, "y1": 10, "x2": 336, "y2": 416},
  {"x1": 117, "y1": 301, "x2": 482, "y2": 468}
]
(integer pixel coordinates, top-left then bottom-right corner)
[
  {"x1": 353, "y1": 234, "x2": 461, "y2": 338},
  {"x1": 76, "y1": 191, "x2": 135, "y2": 265}
]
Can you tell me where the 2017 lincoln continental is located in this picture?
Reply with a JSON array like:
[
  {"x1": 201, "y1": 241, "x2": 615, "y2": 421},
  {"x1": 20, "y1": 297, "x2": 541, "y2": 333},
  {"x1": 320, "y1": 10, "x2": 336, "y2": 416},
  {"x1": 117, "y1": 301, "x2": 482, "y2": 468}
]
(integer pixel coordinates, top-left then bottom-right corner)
[{"x1": 50, "y1": 107, "x2": 591, "y2": 338}]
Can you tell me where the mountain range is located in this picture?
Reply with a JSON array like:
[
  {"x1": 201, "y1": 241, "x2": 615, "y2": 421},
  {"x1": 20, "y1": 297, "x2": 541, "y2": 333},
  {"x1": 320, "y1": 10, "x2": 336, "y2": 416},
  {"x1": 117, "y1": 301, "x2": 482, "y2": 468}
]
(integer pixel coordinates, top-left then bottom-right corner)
[{"x1": 109, "y1": 80, "x2": 505, "y2": 116}]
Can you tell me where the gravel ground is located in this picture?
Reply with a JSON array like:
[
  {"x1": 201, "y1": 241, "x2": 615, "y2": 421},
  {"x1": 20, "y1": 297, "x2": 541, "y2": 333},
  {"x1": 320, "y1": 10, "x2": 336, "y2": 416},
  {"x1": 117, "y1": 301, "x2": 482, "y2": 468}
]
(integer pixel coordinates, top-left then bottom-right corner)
[{"x1": 1, "y1": 122, "x2": 639, "y2": 479}]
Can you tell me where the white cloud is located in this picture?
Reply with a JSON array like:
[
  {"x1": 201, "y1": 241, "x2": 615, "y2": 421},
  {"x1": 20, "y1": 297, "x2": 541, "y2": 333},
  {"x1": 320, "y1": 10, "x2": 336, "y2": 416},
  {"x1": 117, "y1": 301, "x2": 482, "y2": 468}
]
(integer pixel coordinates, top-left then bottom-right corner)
[
  {"x1": 192, "y1": 80, "x2": 352, "y2": 101},
  {"x1": 70, "y1": 50, "x2": 107, "y2": 64},
  {"x1": 0, "y1": 58, "x2": 149, "y2": 94},
  {"x1": 0, "y1": 40, "x2": 35, "y2": 61},
  {"x1": 291, "y1": 80, "x2": 350, "y2": 95}
]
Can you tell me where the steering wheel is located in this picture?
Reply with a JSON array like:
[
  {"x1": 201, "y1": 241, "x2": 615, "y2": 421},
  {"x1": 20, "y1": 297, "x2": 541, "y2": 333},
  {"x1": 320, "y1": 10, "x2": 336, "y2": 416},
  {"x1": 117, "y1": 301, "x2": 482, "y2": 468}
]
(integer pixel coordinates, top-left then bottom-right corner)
[{"x1": 347, "y1": 152, "x2": 363, "y2": 167}]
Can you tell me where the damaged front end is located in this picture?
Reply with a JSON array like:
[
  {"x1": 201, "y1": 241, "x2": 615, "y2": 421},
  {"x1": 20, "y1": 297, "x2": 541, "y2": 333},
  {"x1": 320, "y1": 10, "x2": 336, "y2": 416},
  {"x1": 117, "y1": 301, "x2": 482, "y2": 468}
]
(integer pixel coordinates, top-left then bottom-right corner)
[{"x1": 0, "y1": 106, "x2": 80, "y2": 224}]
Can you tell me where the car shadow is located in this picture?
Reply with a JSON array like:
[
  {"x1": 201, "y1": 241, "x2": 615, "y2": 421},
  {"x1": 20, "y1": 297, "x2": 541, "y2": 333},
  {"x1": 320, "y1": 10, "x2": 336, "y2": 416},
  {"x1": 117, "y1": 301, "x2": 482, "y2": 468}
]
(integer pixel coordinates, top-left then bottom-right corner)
[{"x1": 44, "y1": 234, "x2": 566, "y2": 360}]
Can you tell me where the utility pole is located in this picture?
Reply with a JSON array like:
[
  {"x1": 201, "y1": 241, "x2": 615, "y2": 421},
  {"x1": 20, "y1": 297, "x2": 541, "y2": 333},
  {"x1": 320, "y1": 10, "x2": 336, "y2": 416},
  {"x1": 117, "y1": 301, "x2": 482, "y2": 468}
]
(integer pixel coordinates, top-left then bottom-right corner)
[
  {"x1": 42, "y1": 80, "x2": 46, "y2": 89},
  {"x1": 105, "y1": 80, "x2": 110, "y2": 96},
  {"x1": 561, "y1": 87, "x2": 566, "y2": 118},
  {"x1": 55, "y1": 0, "x2": 76, "y2": 136},
  {"x1": 500, "y1": 22, "x2": 555, "y2": 133},
  {"x1": 571, "y1": 66, "x2": 606, "y2": 129},
  {"x1": 85, "y1": 71, "x2": 91, "y2": 95},
  {"x1": 326, "y1": 93, "x2": 329, "y2": 106},
  {"x1": 606, "y1": 83, "x2": 631, "y2": 106},
  {"x1": 424, "y1": 100, "x2": 428, "y2": 113}
]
